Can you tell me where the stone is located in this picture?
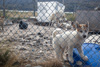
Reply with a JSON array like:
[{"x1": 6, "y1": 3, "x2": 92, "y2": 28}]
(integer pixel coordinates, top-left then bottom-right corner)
[
  {"x1": 37, "y1": 32, "x2": 41, "y2": 35},
  {"x1": 44, "y1": 37, "x2": 48, "y2": 39},
  {"x1": 22, "y1": 42, "x2": 25, "y2": 45},
  {"x1": 37, "y1": 32, "x2": 44, "y2": 37},
  {"x1": 34, "y1": 65, "x2": 42, "y2": 67},
  {"x1": 76, "y1": 61, "x2": 82, "y2": 65},
  {"x1": 19, "y1": 47, "x2": 27, "y2": 50},
  {"x1": 26, "y1": 37, "x2": 32, "y2": 40},
  {"x1": 39, "y1": 35, "x2": 44, "y2": 37},
  {"x1": 12, "y1": 61, "x2": 21, "y2": 66},
  {"x1": 25, "y1": 64, "x2": 31, "y2": 67},
  {"x1": 32, "y1": 49, "x2": 34, "y2": 52},
  {"x1": 36, "y1": 39, "x2": 41, "y2": 43}
]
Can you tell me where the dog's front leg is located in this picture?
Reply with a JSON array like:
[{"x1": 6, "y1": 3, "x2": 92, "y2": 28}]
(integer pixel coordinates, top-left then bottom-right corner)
[
  {"x1": 2, "y1": 23, "x2": 4, "y2": 30},
  {"x1": 68, "y1": 46, "x2": 74, "y2": 63},
  {"x1": 77, "y1": 45, "x2": 88, "y2": 61}
]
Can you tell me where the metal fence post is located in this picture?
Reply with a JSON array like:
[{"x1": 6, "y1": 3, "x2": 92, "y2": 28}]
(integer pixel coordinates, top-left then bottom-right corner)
[
  {"x1": 3, "y1": 0, "x2": 5, "y2": 17},
  {"x1": 33, "y1": 0, "x2": 36, "y2": 17}
]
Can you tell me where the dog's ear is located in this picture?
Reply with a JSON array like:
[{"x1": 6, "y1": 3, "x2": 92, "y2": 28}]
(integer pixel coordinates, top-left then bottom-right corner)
[
  {"x1": 71, "y1": 21, "x2": 76, "y2": 29},
  {"x1": 86, "y1": 21, "x2": 89, "y2": 27},
  {"x1": 86, "y1": 21, "x2": 89, "y2": 31},
  {"x1": 75, "y1": 21, "x2": 80, "y2": 28},
  {"x1": 71, "y1": 21, "x2": 74, "y2": 25}
]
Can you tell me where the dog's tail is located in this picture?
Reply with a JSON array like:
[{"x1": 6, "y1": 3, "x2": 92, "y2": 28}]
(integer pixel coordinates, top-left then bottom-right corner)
[
  {"x1": 52, "y1": 30, "x2": 57, "y2": 38},
  {"x1": 52, "y1": 28, "x2": 62, "y2": 38}
]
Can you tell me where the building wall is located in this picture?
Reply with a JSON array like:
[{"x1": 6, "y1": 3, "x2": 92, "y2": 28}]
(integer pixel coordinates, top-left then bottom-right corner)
[{"x1": 76, "y1": 11, "x2": 100, "y2": 31}]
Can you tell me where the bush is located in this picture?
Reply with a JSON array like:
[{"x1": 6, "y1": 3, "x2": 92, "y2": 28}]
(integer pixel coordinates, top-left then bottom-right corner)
[
  {"x1": 0, "y1": 50, "x2": 10, "y2": 66},
  {"x1": 0, "y1": 47, "x2": 18, "y2": 67}
]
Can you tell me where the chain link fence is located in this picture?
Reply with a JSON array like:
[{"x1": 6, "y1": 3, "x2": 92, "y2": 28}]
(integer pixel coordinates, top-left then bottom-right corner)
[{"x1": 0, "y1": 0, "x2": 100, "y2": 67}]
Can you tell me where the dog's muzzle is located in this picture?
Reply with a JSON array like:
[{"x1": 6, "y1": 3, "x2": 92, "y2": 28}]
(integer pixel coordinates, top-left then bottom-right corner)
[{"x1": 83, "y1": 35, "x2": 86, "y2": 38}]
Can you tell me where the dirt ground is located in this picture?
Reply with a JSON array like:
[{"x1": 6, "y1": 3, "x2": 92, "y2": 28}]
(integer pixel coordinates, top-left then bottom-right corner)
[
  {"x1": 0, "y1": 21, "x2": 100, "y2": 67},
  {"x1": 0, "y1": 21, "x2": 57, "y2": 66}
]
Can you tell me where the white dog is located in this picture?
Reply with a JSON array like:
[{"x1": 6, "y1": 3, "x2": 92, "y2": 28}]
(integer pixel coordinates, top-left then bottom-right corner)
[
  {"x1": 60, "y1": 21, "x2": 76, "y2": 30},
  {"x1": 52, "y1": 21, "x2": 89, "y2": 63},
  {"x1": 50, "y1": 12, "x2": 67, "y2": 26}
]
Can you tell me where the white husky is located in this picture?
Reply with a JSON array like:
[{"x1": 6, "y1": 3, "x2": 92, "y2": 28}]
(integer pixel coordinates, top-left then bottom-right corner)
[{"x1": 52, "y1": 21, "x2": 89, "y2": 63}]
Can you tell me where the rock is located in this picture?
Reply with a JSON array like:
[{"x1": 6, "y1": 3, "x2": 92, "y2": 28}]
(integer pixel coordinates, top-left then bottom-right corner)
[
  {"x1": 37, "y1": 32, "x2": 41, "y2": 35},
  {"x1": 37, "y1": 32, "x2": 44, "y2": 37},
  {"x1": 30, "y1": 33, "x2": 35, "y2": 35},
  {"x1": 25, "y1": 64, "x2": 31, "y2": 67},
  {"x1": 19, "y1": 48, "x2": 27, "y2": 50},
  {"x1": 22, "y1": 42, "x2": 25, "y2": 45},
  {"x1": 34, "y1": 65, "x2": 42, "y2": 67},
  {"x1": 33, "y1": 36, "x2": 40, "y2": 41},
  {"x1": 76, "y1": 61, "x2": 82, "y2": 65},
  {"x1": 26, "y1": 42, "x2": 34, "y2": 46},
  {"x1": 39, "y1": 35, "x2": 44, "y2": 37},
  {"x1": 12, "y1": 61, "x2": 21, "y2": 66},
  {"x1": 45, "y1": 42, "x2": 48, "y2": 44},
  {"x1": 4, "y1": 19, "x2": 13, "y2": 25},
  {"x1": 36, "y1": 39, "x2": 41, "y2": 43},
  {"x1": 32, "y1": 49, "x2": 34, "y2": 52},
  {"x1": 35, "y1": 43, "x2": 43, "y2": 46},
  {"x1": 44, "y1": 37, "x2": 48, "y2": 39},
  {"x1": 26, "y1": 37, "x2": 32, "y2": 40},
  {"x1": 23, "y1": 40, "x2": 30, "y2": 42},
  {"x1": 19, "y1": 35, "x2": 24, "y2": 38},
  {"x1": 35, "y1": 56, "x2": 40, "y2": 59}
]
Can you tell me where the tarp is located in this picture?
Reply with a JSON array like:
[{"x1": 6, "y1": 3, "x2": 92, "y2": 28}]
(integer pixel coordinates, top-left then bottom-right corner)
[
  {"x1": 70, "y1": 43, "x2": 100, "y2": 67},
  {"x1": 37, "y1": 1, "x2": 65, "y2": 22}
]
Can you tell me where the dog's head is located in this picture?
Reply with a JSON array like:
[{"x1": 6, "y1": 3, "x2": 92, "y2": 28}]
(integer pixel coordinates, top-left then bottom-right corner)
[{"x1": 75, "y1": 21, "x2": 89, "y2": 38}]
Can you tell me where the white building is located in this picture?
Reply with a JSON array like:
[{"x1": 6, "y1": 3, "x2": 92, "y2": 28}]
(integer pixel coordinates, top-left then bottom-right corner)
[{"x1": 37, "y1": 1, "x2": 65, "y2": 22}]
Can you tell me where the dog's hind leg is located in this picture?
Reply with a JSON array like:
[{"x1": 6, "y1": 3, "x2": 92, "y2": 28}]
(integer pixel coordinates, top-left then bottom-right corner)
[
  {"x1": 68, "y1": 46, "x2": 74, "y2": 63},
  {"x1": 2, "y1": 23, "x2": 4, "y2": 30},
  {"x1": 54, "y1": 45, "x2": 64, "y2": 62}
]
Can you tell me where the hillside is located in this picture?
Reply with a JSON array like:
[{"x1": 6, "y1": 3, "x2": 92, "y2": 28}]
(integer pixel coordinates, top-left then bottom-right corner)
[{"x1": 0, "y1": 0, "x2": 100, "y2": 11}]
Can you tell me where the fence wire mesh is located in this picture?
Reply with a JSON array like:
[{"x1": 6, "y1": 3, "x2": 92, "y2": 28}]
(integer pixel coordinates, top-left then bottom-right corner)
[{"x1": 0, "y1": 0, "x2": 100, "y2": 67}]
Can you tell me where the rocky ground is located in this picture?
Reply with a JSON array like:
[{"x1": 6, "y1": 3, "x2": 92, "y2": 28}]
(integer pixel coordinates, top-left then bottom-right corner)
[
  {"x1": 0, "y1": 20, "x2": 100, "y2": 67},
  {"x1": 0, "y1": 21, "x2": 57, "y2": 67}
]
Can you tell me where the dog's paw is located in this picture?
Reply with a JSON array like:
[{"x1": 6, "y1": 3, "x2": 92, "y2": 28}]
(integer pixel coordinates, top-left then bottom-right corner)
[
  {"x1": 82, "y1": 56, "x2": 88, "y2": 61},
  {"x1": 69, "y1": 58, "x2": 74, "y2": 63}
]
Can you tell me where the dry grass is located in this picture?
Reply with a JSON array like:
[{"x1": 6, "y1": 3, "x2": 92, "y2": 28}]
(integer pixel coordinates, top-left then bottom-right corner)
[
  {"x1": 7, "y1": 11, "x2": 33, "y2": 19},
  {"x1": 0, "y1": 10, "x2": 37, "y2": 19},
  {"x1": 65, "y1": 13, "x2": 75, "y2": 21},
  {"x1": 0, "y1": 38, "x2": 18, "y2": 67},
  {"x1": 0, "y1": 39, "x2": 65, "y2": 67},
  {"x1": 0, "y1": 10, "x2": 75, "y2": 21},
  {"x1": 32, "y1": 59, "x2": 63, "y2": 67},
  {"x1": 0, "y1": 47, "x2": 18, "y2": 67}
]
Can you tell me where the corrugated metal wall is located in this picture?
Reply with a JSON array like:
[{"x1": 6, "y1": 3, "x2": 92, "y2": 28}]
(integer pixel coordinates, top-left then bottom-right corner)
[{"x1": 76, "y1": 11, "x2": 100, "y2": 31}]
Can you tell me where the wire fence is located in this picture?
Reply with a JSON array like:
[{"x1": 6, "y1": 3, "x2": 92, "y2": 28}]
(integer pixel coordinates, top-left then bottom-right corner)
[{"x1": 0, "y1": 0, "x2": 100, "y2": 67}]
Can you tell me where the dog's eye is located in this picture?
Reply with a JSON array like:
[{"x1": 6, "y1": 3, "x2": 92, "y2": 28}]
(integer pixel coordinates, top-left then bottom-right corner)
[
  {"x1": 85, "y1": 30, "x2": 87, "y2": 32},
  {"x1": 80, "y1": 31, "x2": 83, "y2": 33}
]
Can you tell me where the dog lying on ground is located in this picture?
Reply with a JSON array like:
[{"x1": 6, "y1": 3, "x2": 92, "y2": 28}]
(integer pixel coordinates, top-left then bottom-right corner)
[
  {"x1": 50, "y1": 12, "x2": 67, "y2": 26},
  {"x1": 52, "y1": 21, "x2": 89, "y2": 63},
  {"x1": 0, "y1": 16, "x2": 5, "y2": 30},
  {"x1": 19, "y1": 21, "x2": 28, "y2": 29},
  {"x1": 59, "y1": 21, "x2": 76, "y2": 30}
]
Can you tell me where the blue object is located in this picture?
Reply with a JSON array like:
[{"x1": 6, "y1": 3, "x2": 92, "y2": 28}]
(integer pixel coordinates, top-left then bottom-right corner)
[
  {"x1": 19, "y1": 21, "x2": 28, "y2": 29},
  {"x1": 32, "y1": 49, "x2": 34, "y2": 52},
  {"x1": 70, "y1": 43, "x2": 100, "y2": 67}
]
